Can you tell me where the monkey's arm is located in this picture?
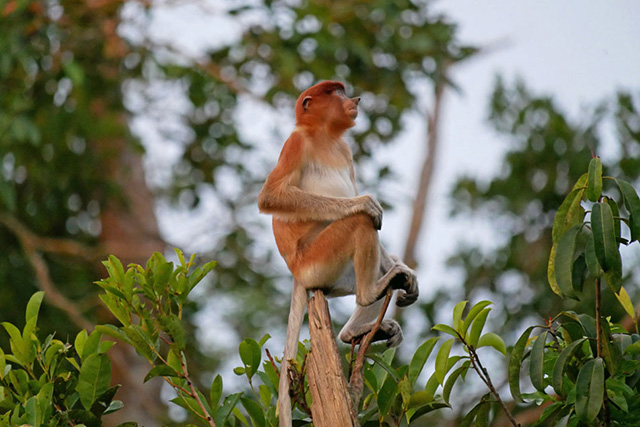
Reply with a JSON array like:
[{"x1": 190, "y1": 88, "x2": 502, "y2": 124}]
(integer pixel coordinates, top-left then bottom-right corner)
[{"x1": 258, "y1": 133, "x2": 382, "y2": 228}]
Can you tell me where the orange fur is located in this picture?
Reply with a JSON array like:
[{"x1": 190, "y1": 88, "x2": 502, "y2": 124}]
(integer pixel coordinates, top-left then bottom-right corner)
[{"x1": 258, "y1": 81, "x2": 418, "y2": 427}]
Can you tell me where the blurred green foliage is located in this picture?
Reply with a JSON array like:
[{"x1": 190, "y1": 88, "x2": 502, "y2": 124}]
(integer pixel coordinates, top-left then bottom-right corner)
[{"x1": 448, "y1": 78, "x2": 640, "y2": 328}]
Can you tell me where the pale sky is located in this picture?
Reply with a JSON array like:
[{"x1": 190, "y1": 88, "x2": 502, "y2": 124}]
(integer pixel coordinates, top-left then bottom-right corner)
[
  {"x1": 381, "y1": 1, "x2": 640, "y2": 299},
  {"x1": 130, "y1": 0, "x2": 640, "y2": 378}
]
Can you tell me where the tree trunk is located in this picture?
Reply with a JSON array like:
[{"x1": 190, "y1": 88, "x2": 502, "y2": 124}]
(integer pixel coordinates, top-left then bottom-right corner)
[
  {"x1": 307, "y1": 291, "x2": 357, "y2": 427},
  {"x1": 98, "y1": 140, "x2": 166, "y2": 426}
]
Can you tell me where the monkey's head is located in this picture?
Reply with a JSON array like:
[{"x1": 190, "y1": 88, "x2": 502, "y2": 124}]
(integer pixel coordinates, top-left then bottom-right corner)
[{"x1": 295, "y1": 81, "x2": 361, "y2": 134}]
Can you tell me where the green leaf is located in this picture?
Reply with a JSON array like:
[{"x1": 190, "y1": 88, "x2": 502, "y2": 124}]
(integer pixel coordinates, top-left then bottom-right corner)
[
  {"x1": 591, "y1": 202, "x2": 622, "y2": 279},
  {"x1": 210, "y1": 374, "x2": 223, "y2": 409},
  {"x1": 554, "y1": 225, "x2": 582, "y2": 298},
  {"x1": 435, "y1": 339, "x2": 454, "y2": 385},
  {"x1": 477, "y1": 333, "x2": 506, "y2": 355},
  {"x1": 552, "y1": 338, "x2": 586, "y2": 396},
  {"x1": 586, "y1": 157, "x2": 602, "y2": 202},
  {"x1": 214, "y1": 393, "x2": 242, "y2": 426},
  {"x1": 616, "y1": 178, "x2": 640, "y2": 242},
  {"x1": 76, "y1": 353, "x2": 112, "y2": 410},
  {"x1": 104, "y1": 400, "x2": 124, "y2": 415},
  {"x1": 408, "y1": 337, "x2": 439, "y2": 385},
  {"x1": 0, "y1": 348, "x2": 6, "y2": 380},
  {"x1": 25, "y1": 396, "x2": 40, "y2": 427},
  {"x1": 508, "y1": 326, "x2": 535, "y2": 403},
  {"x1": 25, "y1": 291, "x2": 45, "y2": 324},
  {"x1": 443, "y1": 361, "x2": 470, "y2": 404},
  {"x1": 95, "y1": 325, "x2": 130, "y2": 345},
  {"x1": 476, "y1": 399, "x2": 491, "y2": 427},
  {"x1": 468, "y1": 308, "x2": 491, "y2": 348},
  {"x1": 241, "y1": 397, "x2": 265, "y2": 427},
  {"x1": 452, "y1": 300, "x2": 467, "y2": 333},
  {"x1": 123, "y1": 325, "x2": 155, "y2": 361},
  {"x1": 615, "y1": 286, "x2": 636, "y2": 318},
  {"x1": 160, "y1": 314, "x2": 186, "y2": 350},
  {"x1": 2, "y1": 322, "x2": 27, "y2": 360},
  {"x1": 90, "y1": 385, "x2": 120, "y2": 417},
  {"x1": 144, "y1": 365, "x2": 181, "y2": 382},
  {"x1": 36, "y1": 382, "x2": 54, "y2": 421},
  {"x1": 461, "y1": 301, "x2": 493, "y2": 336},
  {"x1": 460, "y1": 399, "x2": 489, "y2": 427},
  {"x1": 547, "y1": 244, "x2": 562, "y2": 296},
  {"x1": 377, "y1": 374, "x2": 397, "y2": 417},
  {"x1": 367, "y1": 353, "x2": 401, "y2": 382},
  {"x1": 529, "y1": 331, "x2": 547, "y2": 392},
  {"x1": 552, "y1": 173, "x2": 587, "y2": 244},
  {"x1": 75, "y1": 330, "x2": 88, "y2": 361},
  {"x1": 604, "y1": 197, "x2": 621, "y2": 240},
  {"x1": 575, "y1": 358, "x2": 604, "y2": 423},
  {"x1": 432, "y1": 324, "x2": 458, "y2": 338},
  {"x1": 153, "y1": 261, "x2": 174, "y2": 294},
  {"x1": 172, "y1": 396, "x2": 205, "y2": 418},
  {"x1": 585, "y1": 234, "x2": 603, "y2": 278},
  {"x1": 257, "y1": 334, "x2": 271, "y2": 348},
  {"x1": 81, "y1": 330, "x2": 103, "y2": 361},
  {"x1": 238, "y1": 338, "x2": 261, "y2": 379},
  {"x1": 408, "y1": 401, "x2": 450, "y2": 422}
]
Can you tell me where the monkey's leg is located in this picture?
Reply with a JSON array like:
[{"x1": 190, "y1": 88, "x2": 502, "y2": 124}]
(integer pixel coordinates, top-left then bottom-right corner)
[
  {"x1": 338, "y1": 298, "x2": 403, "y2": 347},
  {"x1": 289, "y1": 213, "x2": 377, "y2": 291},
  {"x1": 289, "y1": 214, "x2": 415, "y2": 307}
]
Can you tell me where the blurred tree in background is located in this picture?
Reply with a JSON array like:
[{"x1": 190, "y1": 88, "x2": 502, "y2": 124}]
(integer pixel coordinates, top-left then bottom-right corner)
[
  {"x1": 448, "y1": 80, "x2": 640, "y2": 334},
  {"x1": 2, "y1": 0, "x2": 638, "y2": 424},
  {"x1": 1, "y1": 0, "x2": 477, "y2": 424}
]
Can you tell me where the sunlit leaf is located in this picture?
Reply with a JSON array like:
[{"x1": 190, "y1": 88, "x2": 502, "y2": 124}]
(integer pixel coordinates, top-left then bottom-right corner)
[
  {"x1": 468, "y1": 308, "x2": 491, "y2": 348},
  {"x1": 409, "y1": 337, "x2": 439, "y2": 385},
  {"x1": 452, "y1": 300, "x2": 467, "y2": 334},
  {"x1": 461, "y1": 301, "x2": 493, "y2": 337},
  {"x1": 615, "y1": 286, "x2": 635, "y2": 318},
  {"x1": 476, "y1": 333, "x2": 506, "y2": 355},
  {"x1": 435, "y1": 339, "x2": 454, "y2": 385}
]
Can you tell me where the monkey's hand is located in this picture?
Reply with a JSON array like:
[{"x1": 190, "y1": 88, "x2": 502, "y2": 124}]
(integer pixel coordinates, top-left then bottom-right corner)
[
  {"x1": 387, "y1": 259, "x2": 419, "y2": 307},
  {"x1": 354, "y1": 194, "x2": 383, "y2": 230}
]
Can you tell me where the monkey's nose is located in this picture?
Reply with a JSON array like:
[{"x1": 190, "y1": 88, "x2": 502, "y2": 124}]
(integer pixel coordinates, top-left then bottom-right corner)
[{"x1": 352, "y1": 97, "x2": 361, "y2": 104}]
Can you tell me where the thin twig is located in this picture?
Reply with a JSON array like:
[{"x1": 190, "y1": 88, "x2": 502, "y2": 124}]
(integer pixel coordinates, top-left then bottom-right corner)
[
  {"x1": 180, "y1": 354, "x2": 216, "y2": 427},
  {"x1": 265, "y1": 348, "x2": 280, "y2": 377},
  {"x1": 467, "y1": 344, "x2": 519, "y2": 427},
  {"x1": 595, "y1": 278, "x2": 611, "y2": 426},
  {"x1": 349, "y1": 288, "x2": 393, "y2": 410}
]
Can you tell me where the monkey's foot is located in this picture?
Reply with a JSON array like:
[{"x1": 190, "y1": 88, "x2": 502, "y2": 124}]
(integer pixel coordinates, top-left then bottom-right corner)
[
  {"x1": 339, "y1": 319, "x2": 403, "y2": 348},
  {"x1": 387, "y1": 261, "x2": 419, "y2": 307}
]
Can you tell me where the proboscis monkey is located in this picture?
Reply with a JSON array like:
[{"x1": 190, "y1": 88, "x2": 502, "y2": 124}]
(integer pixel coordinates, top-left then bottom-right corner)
[{"x1": 258, "y1": 81, "x2": 419, "y2": 426}]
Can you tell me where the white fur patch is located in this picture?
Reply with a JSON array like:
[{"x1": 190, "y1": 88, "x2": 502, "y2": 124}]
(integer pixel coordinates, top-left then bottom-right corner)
[{"x1": 299, "y1": 163, "x2": 355, "y2": 197}]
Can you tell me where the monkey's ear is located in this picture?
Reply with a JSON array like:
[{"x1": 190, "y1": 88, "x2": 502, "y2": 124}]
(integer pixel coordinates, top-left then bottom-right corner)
[{"x1": 302, "y1": 96, "x2": 312, "y2": 111}]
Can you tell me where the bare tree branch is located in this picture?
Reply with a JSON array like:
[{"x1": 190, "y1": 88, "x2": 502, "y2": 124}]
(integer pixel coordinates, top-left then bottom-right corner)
[{"x1": 0, "y1": 212, "x2": 95, "y2": 330}]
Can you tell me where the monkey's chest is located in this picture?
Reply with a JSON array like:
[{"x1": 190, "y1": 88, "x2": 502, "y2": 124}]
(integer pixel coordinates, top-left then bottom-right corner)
[{"x1": 299, "y1": 163, "x2": 356, "y2": 197}]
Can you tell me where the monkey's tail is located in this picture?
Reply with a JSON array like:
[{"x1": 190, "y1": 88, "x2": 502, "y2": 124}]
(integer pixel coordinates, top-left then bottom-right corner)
[{"x1": 278, "y1": 279, "x2": 307, "y2": 427}]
